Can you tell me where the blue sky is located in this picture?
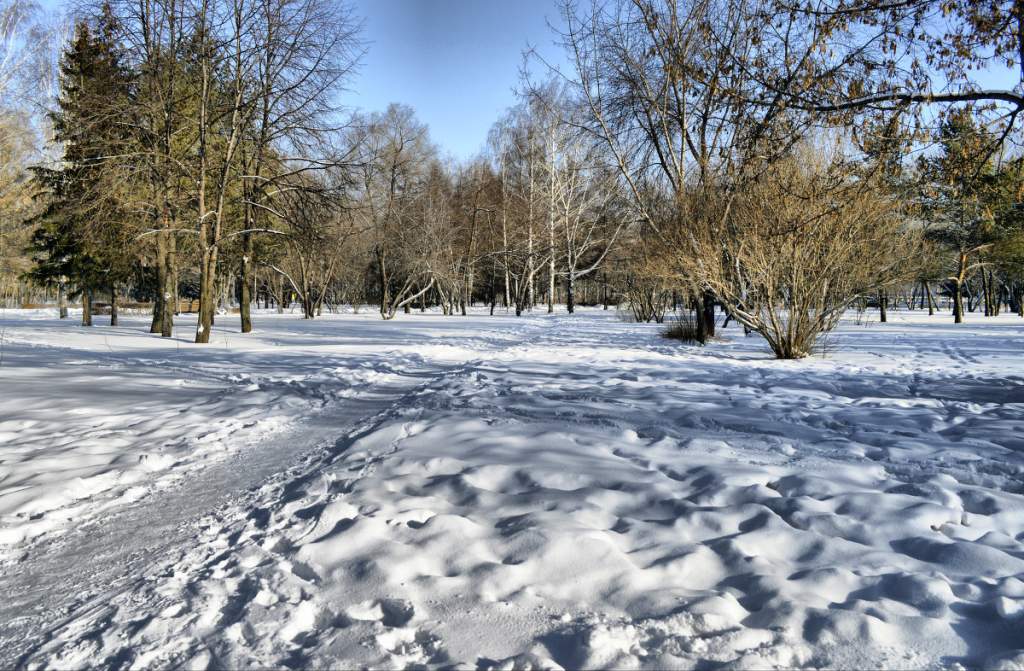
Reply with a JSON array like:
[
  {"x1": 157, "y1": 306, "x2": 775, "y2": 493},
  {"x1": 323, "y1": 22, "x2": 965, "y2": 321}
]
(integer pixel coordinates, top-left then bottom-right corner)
[
  {"x1": 42, "y1": 0, "x2": 1018, "y2": 162},
  {"x1": 37, "y1": 0, "x2": 568, "y2": 160},
  {"x1": 345, "y1": 1, "x2": 1017, "y2": 161},
  {"x1": 348, "y1": 0, "x2": 568, "y2": 161}
]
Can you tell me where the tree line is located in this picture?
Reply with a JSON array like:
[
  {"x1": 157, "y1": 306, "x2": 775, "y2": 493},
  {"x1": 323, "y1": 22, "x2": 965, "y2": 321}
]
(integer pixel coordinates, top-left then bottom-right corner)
[{"x1": 6, "y1": 0, "x2": 1024, "y2": 357}]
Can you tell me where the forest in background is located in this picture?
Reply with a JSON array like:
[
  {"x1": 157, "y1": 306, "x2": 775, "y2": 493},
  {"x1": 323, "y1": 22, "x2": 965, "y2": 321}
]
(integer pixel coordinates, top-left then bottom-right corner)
[{"x1": 0, "y1": 0, "x2": 1022, "y2": 357}]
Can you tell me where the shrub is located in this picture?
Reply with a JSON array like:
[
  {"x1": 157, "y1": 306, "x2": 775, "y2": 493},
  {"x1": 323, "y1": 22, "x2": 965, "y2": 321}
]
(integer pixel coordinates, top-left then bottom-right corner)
[{"x1": 662, "y1": 310, "x2": 705, "y2": 344}]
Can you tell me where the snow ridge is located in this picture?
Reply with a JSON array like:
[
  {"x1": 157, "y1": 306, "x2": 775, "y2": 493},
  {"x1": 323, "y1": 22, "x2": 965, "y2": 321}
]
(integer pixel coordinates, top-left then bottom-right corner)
[{"x1": 2, "y1": 309, "x2": 1023, "y2": 669}]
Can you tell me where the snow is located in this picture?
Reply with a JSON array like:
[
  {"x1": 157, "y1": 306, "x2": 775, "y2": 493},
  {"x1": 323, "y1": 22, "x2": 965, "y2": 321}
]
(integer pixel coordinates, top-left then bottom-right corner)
[{"x1": 1, "y1": 306, "x2": 1023, "y2": 669}]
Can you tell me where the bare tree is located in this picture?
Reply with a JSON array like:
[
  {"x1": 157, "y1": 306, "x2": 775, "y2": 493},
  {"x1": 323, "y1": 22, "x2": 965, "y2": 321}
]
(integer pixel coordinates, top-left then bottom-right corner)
[
  {"x1": 237, "y1": 0, "x2": 362, "y2": 332},
  {"x1": 548, "y1": 0, "x2": 830, "y2": 339},
  {"x1": 487, "y1": 103, "x2": 552, "y2": 316},
  {"x1": 678, "y1": 142, "x2": 920, "y2": 358},
  {"x1": 770, "y1": 0, "x2": 1024, "y2": 157},
  {"x1": 99, "y1": 0, "x2": 360, "y2": 341},
  {"x1": 265, "y1": 176, "x2": 355, "y2": 318},
  {"x1": 0, "y1": 0, "x2": 60, "y2": 307},
  {"x1": 354, "y1": 104, "x2": 440, "y2": 319}
]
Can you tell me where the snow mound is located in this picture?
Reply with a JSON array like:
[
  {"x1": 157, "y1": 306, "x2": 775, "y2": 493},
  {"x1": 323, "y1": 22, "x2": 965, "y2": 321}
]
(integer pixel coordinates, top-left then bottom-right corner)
[{"x1": 3, "y1": 308, "x2": 1024, "y2": 668}]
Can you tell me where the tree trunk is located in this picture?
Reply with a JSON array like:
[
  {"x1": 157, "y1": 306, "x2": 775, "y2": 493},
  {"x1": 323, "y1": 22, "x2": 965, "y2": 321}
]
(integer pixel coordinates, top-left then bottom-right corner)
[
  {"x1": 151, "y1": 291, "x2": 163, "y2": 334},
  {"x1": 151, "y1": 235, "x2": 166, "y2": 334},
  {"x1": 272, "y1": 274, "x2": 282, "y2": 313},
  {"x1": 879, "y1": 289, "x2": 887, "y2": 323},
  {"x1": 58, "y1": 282, "x2": 68, "y2": 319},
  {"x1": 165, "y1": 237, "x2": 177, "y2": 333},
  {"x1": 566, "y1": 274, "x2": 576, "y2": 314},
  {"x1": 952, "y1": 252, "x2": 968, "y2": 324},
  {"x1": 699, "y1": 290, "x2": 716, "y2": 340},
  {"x1": 966, "y1": 282, "x2": 977, "y2": 312},
  {"x1": 953, "y1": 280, "x2": 964, "y2": 324},
  {"x1": 110, "y1": 286, "x2": 118, "y2": 326},
  {"x1": 527, "y1": 241, "x2": 534, "y2": 309},
  {"x1": 81, "y1": 288, "x2": 93, "y2": 327},
  {"x1": 377, "y1": 249, "x2": 389, "y2": 319},
  {"x1": 489, "y1": 274, "x2": 497, "y2": 316},
  {"x1": 547, "y1": 134, "x2": 555, "y2": 315},
  {"x1": 989, "y1": 270, "x2": 1000, "y2": 316},
  {"x1": 982, "y1": 269, "x2": 991, "y2": 316},
  {"x1": 195, "y1": 249, "x2": 217, "y2": 343},
  {"x1": 170, "y1": 243, "x2": 179, "y2": 322},
  {"x1": 925, "y1": 281, "x2": 935, "y2": 316},
  {"x1": 239, "y1": 233, "x2": 253, "y2": 333},
  {"x1": 152, "y1": 225, "x2": 175, "y2": 337}
]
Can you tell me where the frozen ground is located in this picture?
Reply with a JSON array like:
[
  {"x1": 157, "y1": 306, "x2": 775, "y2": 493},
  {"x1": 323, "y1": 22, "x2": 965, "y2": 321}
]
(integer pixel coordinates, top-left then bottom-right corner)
[{"x1": 1, "y1": 306, "x2": 1023, "y2": 669}]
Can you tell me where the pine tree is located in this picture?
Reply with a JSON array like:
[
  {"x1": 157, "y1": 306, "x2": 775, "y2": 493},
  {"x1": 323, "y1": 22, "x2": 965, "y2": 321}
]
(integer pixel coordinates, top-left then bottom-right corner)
[
  {"x1": 26, "y1": 5, "x2": 134, "y2": 326},
  {"x1": 919, "y1": 109, "x2": 1000, "y2": 323}
]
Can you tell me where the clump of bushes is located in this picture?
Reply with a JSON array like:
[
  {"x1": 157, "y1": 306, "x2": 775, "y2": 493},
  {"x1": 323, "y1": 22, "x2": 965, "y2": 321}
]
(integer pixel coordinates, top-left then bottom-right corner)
[{"x1": 662, "y1": 310, "x2": 705, "y2": 344}]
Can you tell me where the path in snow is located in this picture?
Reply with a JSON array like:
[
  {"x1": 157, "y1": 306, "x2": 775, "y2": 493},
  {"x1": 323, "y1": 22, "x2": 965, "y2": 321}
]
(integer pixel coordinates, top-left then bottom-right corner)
[
  {"x1": 0, "y1": 357, "x2": 452, "y2": 666},
  {"x1": 2, "y1": 308, "x2": 1024, "y2": 669}
]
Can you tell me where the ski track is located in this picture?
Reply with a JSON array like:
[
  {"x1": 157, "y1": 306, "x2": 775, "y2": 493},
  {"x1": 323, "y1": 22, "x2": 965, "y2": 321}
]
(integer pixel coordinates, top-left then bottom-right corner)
[{"x1": 1, "y1": 308, "x2": 1024, "y2": 669}]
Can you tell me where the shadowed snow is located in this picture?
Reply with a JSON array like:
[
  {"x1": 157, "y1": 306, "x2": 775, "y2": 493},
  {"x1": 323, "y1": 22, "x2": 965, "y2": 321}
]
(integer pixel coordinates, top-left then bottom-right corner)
[{"x1": 1, "y1": 306, "x2": 1022, "y2": 669}]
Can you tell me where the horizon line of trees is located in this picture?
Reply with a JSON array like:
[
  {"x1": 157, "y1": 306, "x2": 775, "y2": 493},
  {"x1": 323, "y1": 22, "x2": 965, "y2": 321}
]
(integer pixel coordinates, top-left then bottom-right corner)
[{"x1": 4, "y1": 0, "x2": 1024, "y2": 357}]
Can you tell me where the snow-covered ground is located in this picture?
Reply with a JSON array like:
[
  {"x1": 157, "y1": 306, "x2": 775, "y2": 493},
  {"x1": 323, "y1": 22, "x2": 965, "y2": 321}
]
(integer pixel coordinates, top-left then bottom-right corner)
[{"x1": 1, "y1": 306, "x2": 1023, "y2": 669}]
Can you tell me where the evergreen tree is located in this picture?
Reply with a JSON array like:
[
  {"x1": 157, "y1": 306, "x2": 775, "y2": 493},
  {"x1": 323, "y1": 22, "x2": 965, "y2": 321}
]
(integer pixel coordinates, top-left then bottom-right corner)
[
  {"x1": 26, "y1": 5, "x2": 134, "y2": 326},
  {"x1": 987, "y1": 157, "x2": 1024, "y2": 315},
  {"x1": 919, "y1": 108, "x2": 1000, "y2": 323}
]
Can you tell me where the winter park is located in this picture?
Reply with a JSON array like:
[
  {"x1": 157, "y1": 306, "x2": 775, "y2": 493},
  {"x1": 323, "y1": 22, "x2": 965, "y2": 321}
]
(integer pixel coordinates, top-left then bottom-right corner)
[{"x1": 1, "y1": 0, "x2": 1024, "y2": 669}]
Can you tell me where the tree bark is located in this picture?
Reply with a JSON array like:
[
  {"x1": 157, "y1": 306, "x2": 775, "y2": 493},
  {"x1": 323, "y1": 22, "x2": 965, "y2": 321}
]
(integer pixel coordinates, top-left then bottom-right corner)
[
  {"x1": 151, "y1": 291, "x2": 163, "y2": 334},
  {"x1": 699, "y1": 290, "x2": 716, "y2": 340},
  {"x1": 377, "y1": 248, "x2": 390, "y2": 319},
  {"x1": 58, "y1": 281, "x2": 68, "y2": 319},
  {"x1": 81, "y1": 288, "x2": 93, "y2": 326},
  {"x1": 163, "y1": 233, "x2": 176, "y2": 336},
  {"x1": 239, "y1": 233, "x2": 253, "y2": 333},
  {"x1": 195, "y1": 249, "x2": 218, "y2": 343},
  {"x1": 110, "y1": 286, "x2": 118, "y2": 326},
  {"x1": 879, "y1": 289, "x2": 887, "y2": 323},
  {"x1": 989, "y1": 269, "x2": 1000, "y2": 316},
  {"x1": 150, "y1": 214, "x2": 176, "y2": 337},
  {"x1": 953, "y1": 280, "x2": 964, "y2": 324},
  {"x1": 982, "y1": 269, "x2": 991, "y2": 316},
  {"x1": 151, "y1": 233, "x2": 167, "y2": 334},
  {"x1": 952, "y1": 252, "x2": 968, "y2": 324}
]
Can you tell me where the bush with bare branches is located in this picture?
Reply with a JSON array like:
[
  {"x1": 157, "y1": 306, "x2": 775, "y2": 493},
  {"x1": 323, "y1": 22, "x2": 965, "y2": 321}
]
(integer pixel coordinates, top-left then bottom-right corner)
[{"x1": 679, "y1": 145, "x2": 920, "y2": 359}]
